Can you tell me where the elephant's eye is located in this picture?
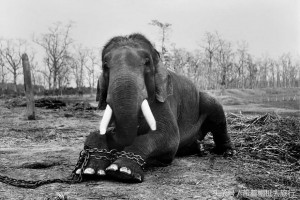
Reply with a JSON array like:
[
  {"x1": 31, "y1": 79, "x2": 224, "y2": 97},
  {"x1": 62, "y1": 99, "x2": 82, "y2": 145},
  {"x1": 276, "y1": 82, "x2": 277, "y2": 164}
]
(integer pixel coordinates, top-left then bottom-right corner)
[
  {"x1": 103, "y1": 61, "x2": 108, "y2": 69},
  {"x1": 144, "y1": 58, "x2": 150, "y2": 66}
]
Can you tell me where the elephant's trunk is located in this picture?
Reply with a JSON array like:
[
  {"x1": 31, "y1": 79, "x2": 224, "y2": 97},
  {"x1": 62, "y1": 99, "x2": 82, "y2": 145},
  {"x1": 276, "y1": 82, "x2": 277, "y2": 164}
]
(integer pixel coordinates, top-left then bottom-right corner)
[
  {"x1": 110, "y1": 75, "x2": 139, "y2": 146},
  {"x1": 100, "y1": 74, "x2": 156, "y2": 147}
]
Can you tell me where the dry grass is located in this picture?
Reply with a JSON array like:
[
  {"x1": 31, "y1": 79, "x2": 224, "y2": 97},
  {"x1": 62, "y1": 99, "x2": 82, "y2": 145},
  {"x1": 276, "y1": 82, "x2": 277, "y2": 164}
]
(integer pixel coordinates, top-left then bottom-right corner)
[{"x1": 226, "y1": 113, "x2": 300, "y2": 196}]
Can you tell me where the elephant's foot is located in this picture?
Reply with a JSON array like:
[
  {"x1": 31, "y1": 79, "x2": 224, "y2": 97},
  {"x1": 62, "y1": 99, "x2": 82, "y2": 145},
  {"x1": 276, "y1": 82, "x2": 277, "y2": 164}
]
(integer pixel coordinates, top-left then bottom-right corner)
[
  {"x1": 76, "y1": 160, "x2": 110, "y2": 177},
  {"x1": 75, "y1": 149, "x2": 115, "y2": 177},
  {"x1": 106, "y1": 157, "x2": 144, "y2": 183},
  {"x1": 212, "y1": 146, "x2": 236, "y2": 157},
  {"x1": 222, "y1": 148, "x2": 236, "y2": 157}
]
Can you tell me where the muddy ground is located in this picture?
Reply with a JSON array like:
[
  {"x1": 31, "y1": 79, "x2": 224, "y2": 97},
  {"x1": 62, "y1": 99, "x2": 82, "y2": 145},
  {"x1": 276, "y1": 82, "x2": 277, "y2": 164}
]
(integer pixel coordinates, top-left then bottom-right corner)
[{"x1": 0, "y1": 96, "x2": 298, "y2": 200}]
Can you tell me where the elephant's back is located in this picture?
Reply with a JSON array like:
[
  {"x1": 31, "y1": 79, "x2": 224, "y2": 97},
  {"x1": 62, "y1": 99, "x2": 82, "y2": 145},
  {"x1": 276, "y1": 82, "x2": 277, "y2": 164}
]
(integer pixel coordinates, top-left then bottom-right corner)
[
  {"x1": 168, "y1": 69, "x2": 201, "y2": 121},
  {"x1": 168, "y1": 70, "x2": 199, "y2": 96}
]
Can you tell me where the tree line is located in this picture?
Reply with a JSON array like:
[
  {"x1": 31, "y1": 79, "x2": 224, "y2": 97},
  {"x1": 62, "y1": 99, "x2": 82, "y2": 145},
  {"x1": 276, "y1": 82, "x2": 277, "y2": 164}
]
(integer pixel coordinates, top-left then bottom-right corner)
[
  {"x1": 0, "y1": 22, "x2": 100, "y2": 95},
  {"x1": 0, "y1": 21, "x2": 299, "y2": 96},
  {"x1": 149, "y1": 20, "x2": 299, "y2": 90},
  {"x1": 164, "y1": 32, "x2": 299, "y2": 90}
]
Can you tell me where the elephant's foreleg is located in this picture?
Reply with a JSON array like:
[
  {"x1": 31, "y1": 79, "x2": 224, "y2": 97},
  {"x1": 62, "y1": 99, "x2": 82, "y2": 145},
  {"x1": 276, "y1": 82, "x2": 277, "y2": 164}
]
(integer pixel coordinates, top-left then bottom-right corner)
[
  {"x1": 202, "y1": 114, "x2": 234, "y2": 156},
  {"x1": 105, "y1": 132, "x2": 179, "y2": 182},
  {"x1": 106, "y1": 109, "x2": 180, "y2": 182},
  {"x1": 75, "y1": 130, "x2": 115, "y2": 177},
  {"x1": 210, "y1": 121, "x2": 233, "y2": 153},
  {"x1": 199, "y1": 93, "x2": 234, "y2": 156}
]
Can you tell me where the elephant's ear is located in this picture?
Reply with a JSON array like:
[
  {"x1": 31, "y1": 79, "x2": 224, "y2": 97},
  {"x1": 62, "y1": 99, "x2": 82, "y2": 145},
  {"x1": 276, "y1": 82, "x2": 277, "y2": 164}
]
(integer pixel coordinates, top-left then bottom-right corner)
[
  {"x1": 155, "y1": 61, "x2": 173, "y2": 102},
  {"x1": 96, "y1": 74, "x2": 108, "y2": 110}
]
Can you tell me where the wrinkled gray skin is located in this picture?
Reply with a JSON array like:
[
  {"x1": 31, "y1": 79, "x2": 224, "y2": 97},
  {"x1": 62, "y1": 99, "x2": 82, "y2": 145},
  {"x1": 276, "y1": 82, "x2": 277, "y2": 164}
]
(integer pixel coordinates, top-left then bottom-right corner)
[{"x1": 78, "y1": 34, "x2": 233, "y2": 182}]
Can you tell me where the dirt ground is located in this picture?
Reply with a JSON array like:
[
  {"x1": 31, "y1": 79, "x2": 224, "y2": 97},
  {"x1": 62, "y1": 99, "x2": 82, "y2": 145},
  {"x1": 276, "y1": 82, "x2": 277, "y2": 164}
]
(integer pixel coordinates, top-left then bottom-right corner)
[
  {"x1": 0, "y1": 99, "x2": 240, "y2": 200},
  {"x1": 0, "y1": 96, "x2": 298, "y2": 200}
]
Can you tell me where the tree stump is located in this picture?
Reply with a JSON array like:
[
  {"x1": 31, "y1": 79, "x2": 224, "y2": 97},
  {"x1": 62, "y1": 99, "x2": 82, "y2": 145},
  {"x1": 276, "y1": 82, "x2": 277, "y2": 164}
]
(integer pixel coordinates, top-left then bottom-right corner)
[{"x1": 22, "y1": 53, "x2": 35, "y2": 120}]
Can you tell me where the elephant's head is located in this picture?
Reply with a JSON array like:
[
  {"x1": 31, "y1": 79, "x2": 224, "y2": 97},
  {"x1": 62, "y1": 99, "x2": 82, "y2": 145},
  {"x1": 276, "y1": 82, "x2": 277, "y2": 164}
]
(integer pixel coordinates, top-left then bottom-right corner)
[{"x1": 96, "y1": 34, "x2": 173, "y2": 147}]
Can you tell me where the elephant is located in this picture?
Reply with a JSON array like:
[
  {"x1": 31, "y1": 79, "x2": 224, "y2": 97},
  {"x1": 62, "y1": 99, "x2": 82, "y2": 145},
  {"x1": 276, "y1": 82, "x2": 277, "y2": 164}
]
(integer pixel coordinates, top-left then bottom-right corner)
[{"x1": 75, "y1": 33, "x2": 234, "y2": 182}]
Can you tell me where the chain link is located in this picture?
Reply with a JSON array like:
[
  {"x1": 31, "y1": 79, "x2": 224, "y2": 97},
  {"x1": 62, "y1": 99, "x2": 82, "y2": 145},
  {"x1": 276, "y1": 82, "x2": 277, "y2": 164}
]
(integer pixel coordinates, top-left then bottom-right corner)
[
  {"x1": 115, "y1": 151, "x2": 146, "y2": 169},
  {"x1": 0, "y1": 148, "x2": 146, "y2": 188},
  {"x1": 83, "y1": 148, "x2": 117, "y2": 162},
  {"x1": 86, "y1": 148, "x2": 146, "y2": 168},
  {"x1": 0, "y1": 149, "x2": 93, "y2": 188}
]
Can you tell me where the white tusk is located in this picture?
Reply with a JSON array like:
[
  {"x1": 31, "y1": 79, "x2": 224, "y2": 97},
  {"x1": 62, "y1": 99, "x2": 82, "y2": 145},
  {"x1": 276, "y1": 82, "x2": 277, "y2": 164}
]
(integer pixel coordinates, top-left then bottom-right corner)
[
  {"x1": 141, "y1": 100, "x2": 157, "y2": 131},
  {"x1": 99, "y1": 104, "x2": 113, "y2": 135}
]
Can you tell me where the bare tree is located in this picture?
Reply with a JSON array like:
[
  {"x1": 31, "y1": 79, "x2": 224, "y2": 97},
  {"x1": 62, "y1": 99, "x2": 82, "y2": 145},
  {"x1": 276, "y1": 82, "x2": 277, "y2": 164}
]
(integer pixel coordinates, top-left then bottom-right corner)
[
  {"x1": 200, "y1": 32, "x2": 219, "y2": 89},
  {"x1": 0, "y1": 58, "x2": 8, "y2": 84},
  {"x1": 33, "y1": 22, "x2": 73, "y2": 92},
  {"x1": 34, "y1": 73, "x2": 44, "y2": 93},
  {"x1": 245, "y1": 54, "x2": 257, "y2": 89},
  {"x1": 70, "y1": 45, "x2": 88, "y2": 94},
  {"x1": 215, "y1": 36, "x2": 234, "y2": 89},
  {"x1": 0, "y1": 41, "x2": 8, "y2": 86},
  {"x1": 257, "y1": 56, "x2": 269, "y2": 88},
  {"x1": 288, "y1": 56, "x2": 298, "y2": 88},
  {"x1": 85, "y1": 49, "x2": 100, "y2": 95},
  {"x1": 169, "y1": 45, "x2": 206, "y2": 89},
  {"x1": 57, "y1": 62, "x2": 71, "y2": 95},
  {"x1": 0, "y1": 39, "x2": 26, "y2": 92},
  {"x1": 275, "y1": 61, "x2": 281, "y2": 88},
  {"x1": 0, "y1": 52, "x2": 9, "y2": 93},
  {"x1": 149, "y1": 20, "x2": 172, "y2": 60},
  {"x1": 170, "y1": 47, "x2": 189, "y2": 74},
  {"x1": 268, "y1": 58, "x2": 276, "y2": 88},
  {"x1": 279, "y1": 54, "x2": 290, "y2": 88},
  {"x1": 236, "y1": 41, "x2": 249, "y2": 88},
  {"x1": 39, "y1": 57, "x2": 53, "y2": 90}
]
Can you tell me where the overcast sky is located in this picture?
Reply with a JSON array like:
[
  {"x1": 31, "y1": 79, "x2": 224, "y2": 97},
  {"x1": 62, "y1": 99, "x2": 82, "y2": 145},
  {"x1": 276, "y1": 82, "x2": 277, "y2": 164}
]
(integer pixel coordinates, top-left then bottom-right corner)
[{"x1": 1, "y1": 0, "x2": 299, "y2": 58}]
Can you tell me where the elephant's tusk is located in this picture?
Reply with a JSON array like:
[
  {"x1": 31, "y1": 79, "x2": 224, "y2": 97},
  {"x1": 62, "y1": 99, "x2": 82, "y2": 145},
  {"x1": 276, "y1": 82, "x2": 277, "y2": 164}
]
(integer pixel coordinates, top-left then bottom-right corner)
[
  {"x1": 99, "y1": 104, "x2": 113, "y2": 135},
  {"x1": 141, "y1": 99, "x2": 157, "y2": 131}
]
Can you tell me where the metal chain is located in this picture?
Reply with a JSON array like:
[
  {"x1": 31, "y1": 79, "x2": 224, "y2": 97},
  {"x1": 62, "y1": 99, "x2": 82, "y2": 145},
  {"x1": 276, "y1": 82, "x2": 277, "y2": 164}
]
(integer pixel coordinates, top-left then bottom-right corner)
[
  {"x1": 115, "y1": 151, "x2": 146, "y2": 169},
  {"x1": 0, "y1": 149, "x2": 91, "y2": 188},
  {"x1": 0, "y1": 148, "x2": 146, "y2": 188},
  {"x1": 83, "y1": 148, "x2": 117, "y2": 163},
  {"x1": 85, "y1": 148, "x2": 146, "y2": 168}
]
